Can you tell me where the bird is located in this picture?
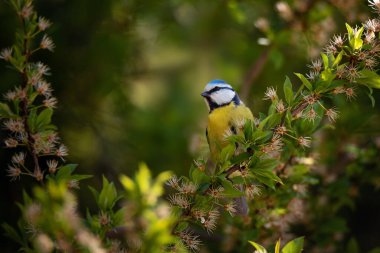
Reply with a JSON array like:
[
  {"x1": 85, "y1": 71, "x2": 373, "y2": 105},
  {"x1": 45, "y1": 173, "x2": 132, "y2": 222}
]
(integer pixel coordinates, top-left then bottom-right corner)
[{"x1": 201, "y1": 79, "x2": 254, "y2": 215}]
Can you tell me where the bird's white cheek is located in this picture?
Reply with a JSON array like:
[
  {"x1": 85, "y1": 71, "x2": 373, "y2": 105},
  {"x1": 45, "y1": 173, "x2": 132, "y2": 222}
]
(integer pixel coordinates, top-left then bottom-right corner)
[{"x1": 211, "y1": 90, "x2": 235, "y2": 105}]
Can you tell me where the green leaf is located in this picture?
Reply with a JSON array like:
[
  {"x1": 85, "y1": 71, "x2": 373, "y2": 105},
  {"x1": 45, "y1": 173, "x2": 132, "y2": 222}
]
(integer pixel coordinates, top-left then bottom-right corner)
[
  {"x1": 230, "y1": 152, "x2": 251, "y2": 164},
  {"x1": 275, "y1": 239, "x2": 281, "y2": 253},
  {"x1": 71, "y1": 174, "x2": 93, "y2": 181},
  {"x1": 244, "y1": 120, "x2": 254, "y2": 140},
  {"x1": 219, "y1": 178, "x2": 244, "y2": 197},
  {"x1": 190, "y1": 166, "x2": 210, "y2": 185},
  {"x1": 319, "y1": 69, "x2": 336, "y2": 88},
  {"x1": 368, "y1": 248, "x2": 380, "y2": 253},
  {"x1": 258, "y1": 113, "x2": 282, "y2": 130},
  {"x1": 55, "y1": 164, "x2": 78, "y2": 181},
  {"x1": 88, "y1": 186, "x2": 99, "y2": 201},
  {"x1": 98, "y1": 176, "x2": 118, "y2": 210},
  {"x1": 356, "y1": 69, "x2": 380, "y2": 89},
  {"x1": 256, "y1": 158, "x2": 280, "y2": 170},
  {"x1": 248, "y1": 241, "x2": 268, "y2": 253},
  {"x1": 346, "y1": 23, "x2": 354, "y2": 38},
  {"x1": 321, "y1": 53, "x2": 329, "y2": 69},
  {"x1": 352, "y1": 27, "x2": 364, "y2": 50},
  {"x1": 346, "y1": 238, "x2": 359, "y2": 253},
  {"x1": 27, "y1": 108, "x2": 37, "y2": 133},
  {"x1": 281, "y1": 237, "x2": 304, "y2": 253},
  {"x1": 333, "y1": 51, "x2": 343, "y2": 67},
  {"x1": 251, "y1": 130, "x2": 272, "y2": 145},
  {"x1": 2, "y1": 223, "x2": 23, "y2": 245},
  {"x1": 113, "y1": 207, "x2": 126, "y2": 225},
  {"x1": 295, "y1": 73, "x2": 313, "y2": 91},
  {"x1": 346, "y1": 23, "x2": 364, "y2": 50},
  {"x1": 220, "y1": 144, "x2": 235, "y2": 163},
  {"x1": 367, "y1": 91, "x2": 375, "y2": 107},
  {"x1": 36, "y1": 108, "x2": 53, "y2": 131},
  {"x1": 253, "y1": 168, "x2": 282, "y2": 189},
  {"x1": 136, "y1": 163, "x2": 151, "y2": 195},
  {"x1": 283, "y1": 76, "x2": 294, "y2": 104},
  {"x1": 0, "y1": 102, "x2": 14, "y2": 118},
  {"x1": 175, "y1": 222, "x2": 189, "y2": 232}
]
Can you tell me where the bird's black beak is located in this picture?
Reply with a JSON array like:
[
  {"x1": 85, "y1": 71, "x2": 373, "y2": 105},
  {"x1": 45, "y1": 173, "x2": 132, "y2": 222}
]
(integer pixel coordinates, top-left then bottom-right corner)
[{"x1": 201, "y1": 91, "x2": 209, "y2": 97}]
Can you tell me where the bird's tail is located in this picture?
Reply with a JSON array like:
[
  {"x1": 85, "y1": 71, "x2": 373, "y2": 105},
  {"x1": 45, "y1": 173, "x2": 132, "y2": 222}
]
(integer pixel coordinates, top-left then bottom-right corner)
[{"x1": 234, "y1": 185, "x2": 249, "y2": 216}]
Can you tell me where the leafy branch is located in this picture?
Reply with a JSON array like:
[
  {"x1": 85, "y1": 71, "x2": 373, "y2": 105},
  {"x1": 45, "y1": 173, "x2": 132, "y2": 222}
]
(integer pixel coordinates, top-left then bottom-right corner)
[{"x1": 166, "y1": 2, "x2": 380, "y2": 250}]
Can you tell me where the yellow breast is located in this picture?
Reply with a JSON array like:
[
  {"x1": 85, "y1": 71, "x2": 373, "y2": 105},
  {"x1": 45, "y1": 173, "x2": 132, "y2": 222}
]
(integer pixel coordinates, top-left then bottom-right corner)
[{"x1": 207, "y1": 102, "x2": 253, "y2": 162}]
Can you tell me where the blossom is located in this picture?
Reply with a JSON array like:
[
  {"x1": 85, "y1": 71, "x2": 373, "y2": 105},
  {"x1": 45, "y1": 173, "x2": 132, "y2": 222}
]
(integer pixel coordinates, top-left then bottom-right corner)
[
  {"x1": 306, "y1": 71, "x2": 319, "y2": 81},
  {"x1": 276, "y1": 99, "x2": 286, "y2": 113},
  {"x1": 245, "y1": 184, "x2": 262, "y2": 199},
  {"x1": 324, "y1": 43, "x2": 337, "y2": 55},
  {"x1": 345, "y1": 87, "x2": 357, "y2": 101},
  {"x1": 191, "y1": 209, "x2": 206, "y2": 222},
  {"x1": 12, "y1": 152, "x2": 26, "y2": 165},
  {"x1": 38, "y1": 17, "x2": 51, "y2": 31},
  {"x1": 365, "y1": 19, "x2": 379, "y2": 33},
  {"x1": 298, "y1": 136, "x2": 311, "y2": 148},
  {"x1": 332, "y1": 86, "x2": 345, "y2": 94},
  {"x1": 20, "y1": 2, "x2": 33, "y2": 18},
  {"x1": 34, "y1": 169, "x2": 44, "y2": 181},
  {"x1": 304, "y1": 94, "x2": 319, "y2": 105},
  {"x1": 67, "y1": 179, "x2": 80, "y2": 189},
  {"x1": 224, "y1": 202, "x2": 237, "y2": 216},
  {"x1": 304, "y1": 108, "x2": 317, "y2": 123},
  {"x1": 43, "y1": 97, "x2": 58, "y2": 108},
  {"x1": 4, "y1": 90, "x2": 17, "y2": 101},
  {"x1": 203, "y1": 209, "x2": 219, "y2": 233},
  {"x1": 47, "y1": 160, "x2": 59, "y2": 174},
  {"x1": 307, "y1": 59, "x2": 322, "y2": 72},
  {"x1": 331, "y1": 35, "x2": 345, "y2": 48},
  {"x1": 168, "y1": 195, "x2": 190, "y2": 209},
  {"x1": 180, "y1": 181, "x2": 198, "y2": 194},
  {"x1": 368, "y1": 0, "x2": 380, "y2": 12},
  {"x1": 325, "y1": 108, "x2": 339, "y2": 122},
  {"x1": 4, "y1": 119, "x2": 24, "y2": 133},
  {"x1": 35, "y1": 62, "x2": 51, "y2": 76},
  {"x1": 4, "y1": 138, "x2": 18, "y2": 148},
  {"x1": 263, "y1": 87, "x2": 277, "y2": 101},
  {"x1": 274, "y1": 125, "x2": 287, "y2": 136},
  {"x1": 255, "y1": 18, "x2": 269, "y2": 32},
  {"x1": 275, "y1": 1, "x2": 293, "y2": 21},
  {"x1": 7, "y1": 165, "x2": 21, "y2": 181},
  {"x1": 56, "y1": 144, "x2": 69, "y2": 157},
  {"x1": 179, "y1": 230, "x2": 202, "y2": 252},
  {"x1": 365, "y1": 57, "x2": 378, "y2": 70},
  {"x1": 36, "y1": 81, "x2": 53, "y2": 97},
  {"x1": 0, "y1": 48, "x2": 12, "y2": 61},
  {"x1": 208, "y1": 186, "x2": 224, "y2": 199},
  {"x1": 40, "y1": 35, "x2": 55, "y2": 51},
  {"x1": 166, "y1": 176, "x2": 180, "y2": 189}
]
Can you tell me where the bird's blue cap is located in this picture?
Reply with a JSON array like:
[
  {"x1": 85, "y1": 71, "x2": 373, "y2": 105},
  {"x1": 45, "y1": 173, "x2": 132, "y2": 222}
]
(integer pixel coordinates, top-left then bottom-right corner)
[
  {"x1": 203, "y1": 80, "x2": 232, "y2": 94},
  {"x1": 208, "y1": 79, "x2": 226, "y2": 85}
]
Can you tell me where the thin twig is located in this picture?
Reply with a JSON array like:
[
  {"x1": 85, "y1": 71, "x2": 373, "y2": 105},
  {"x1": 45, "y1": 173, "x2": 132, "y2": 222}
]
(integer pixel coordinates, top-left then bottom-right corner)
[{"x1": 19, "y1": 15, "x2": 42, "y2": 180}]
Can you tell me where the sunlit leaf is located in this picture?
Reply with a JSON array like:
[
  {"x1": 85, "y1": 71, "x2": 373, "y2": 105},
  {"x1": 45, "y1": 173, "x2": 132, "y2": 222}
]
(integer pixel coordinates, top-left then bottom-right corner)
[
  {"x1": 295, "y1": 73, "x2": 313, "y2": 91},
  {"x1": 120, "y1": 175, "x2": 135, "y2": 192},
  {"x1": 248, "y1": 241, "x2": 267, "y2": 253},
  {"x1": 281, "y1": 237, "x2": 304, "y2": 253},
  {"x1": 283, "y1": 76, "x2": 294, "y2": 104}
]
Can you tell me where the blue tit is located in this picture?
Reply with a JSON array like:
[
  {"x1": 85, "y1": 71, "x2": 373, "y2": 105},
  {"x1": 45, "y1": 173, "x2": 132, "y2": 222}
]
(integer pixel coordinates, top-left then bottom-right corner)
[
  {"x1": 201, "y1": 79, "x2": 254, "y2": 162},
  {"x1": 201, "y1": 79, "x2": 254, "y2": 216}
]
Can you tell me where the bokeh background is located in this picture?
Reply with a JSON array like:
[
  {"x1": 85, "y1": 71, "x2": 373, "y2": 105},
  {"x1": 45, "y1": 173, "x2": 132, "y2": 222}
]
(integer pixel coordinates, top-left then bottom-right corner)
[{"x1": 1, "y1": 0, "x2": 380, "y2": 252}]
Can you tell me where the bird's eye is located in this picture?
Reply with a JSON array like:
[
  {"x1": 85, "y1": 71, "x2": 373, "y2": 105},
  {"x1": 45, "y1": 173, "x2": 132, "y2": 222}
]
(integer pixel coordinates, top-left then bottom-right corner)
[{"x1": 209, "y1": 86, "x2": 220, "y2": 93}]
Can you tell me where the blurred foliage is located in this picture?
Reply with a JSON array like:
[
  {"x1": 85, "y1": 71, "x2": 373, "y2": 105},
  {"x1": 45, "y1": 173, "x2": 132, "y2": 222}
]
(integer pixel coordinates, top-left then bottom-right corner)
[{"x1": 1, "y1": 0, "x2": 380, "y2": 252}]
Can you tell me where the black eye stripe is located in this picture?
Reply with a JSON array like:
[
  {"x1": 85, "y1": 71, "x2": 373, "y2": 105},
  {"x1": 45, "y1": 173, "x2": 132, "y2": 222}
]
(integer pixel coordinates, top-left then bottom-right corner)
[{"x1": 208, "y1": 86, "x2": 234, "y2": 94}]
